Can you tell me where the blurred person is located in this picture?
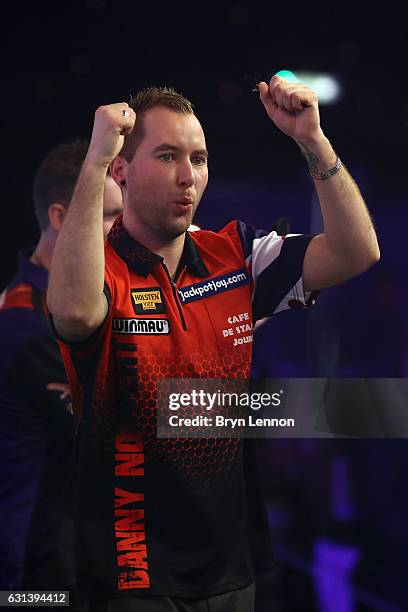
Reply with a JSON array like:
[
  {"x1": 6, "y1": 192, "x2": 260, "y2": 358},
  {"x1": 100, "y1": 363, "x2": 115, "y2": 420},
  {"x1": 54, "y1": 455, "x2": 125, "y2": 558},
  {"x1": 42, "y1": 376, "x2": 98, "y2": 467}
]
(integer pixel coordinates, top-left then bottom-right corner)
[
  {"x1": 0, "y1": 140, "x2": 122, "y2": 599},
  {"x1": 47, "y1": 81, "x2": 379, "y2": 611},
  {"x1": 103, "y1": 171, "x2": 125, "y2": 237}
]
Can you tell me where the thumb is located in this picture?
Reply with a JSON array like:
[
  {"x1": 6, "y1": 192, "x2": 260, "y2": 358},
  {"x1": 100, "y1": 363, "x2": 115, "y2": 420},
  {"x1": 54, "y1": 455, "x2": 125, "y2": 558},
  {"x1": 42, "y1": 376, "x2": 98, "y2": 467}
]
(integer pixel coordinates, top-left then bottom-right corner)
[
  {"x1": 257, "y1": 81, "x2": 269, "y2": 103},
  {"x1": 258, "y1": 81, "x2": 277, "y2": 118}
]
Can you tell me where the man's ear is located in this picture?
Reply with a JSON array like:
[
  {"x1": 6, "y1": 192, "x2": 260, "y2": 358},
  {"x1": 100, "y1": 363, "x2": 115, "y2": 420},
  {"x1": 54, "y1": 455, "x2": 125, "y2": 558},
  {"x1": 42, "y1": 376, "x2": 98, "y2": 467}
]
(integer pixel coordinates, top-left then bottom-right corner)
[
  {"x1": 110, "y1": 156, "x2": 128, "y2": 188},
  {"x1": 48, "y1": 203, "x2": 67, "y2": 231}
]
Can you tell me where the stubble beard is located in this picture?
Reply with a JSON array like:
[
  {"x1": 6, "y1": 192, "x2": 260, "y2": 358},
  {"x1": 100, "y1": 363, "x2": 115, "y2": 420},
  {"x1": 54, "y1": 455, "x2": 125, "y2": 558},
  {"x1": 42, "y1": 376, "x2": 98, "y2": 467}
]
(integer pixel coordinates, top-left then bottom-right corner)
[
  {"x1": 130, "y1": 197, "x2": 197, "y2": 243},
  {"x1": 158, "y1": 204, "x2": 197, "y2": 240}
]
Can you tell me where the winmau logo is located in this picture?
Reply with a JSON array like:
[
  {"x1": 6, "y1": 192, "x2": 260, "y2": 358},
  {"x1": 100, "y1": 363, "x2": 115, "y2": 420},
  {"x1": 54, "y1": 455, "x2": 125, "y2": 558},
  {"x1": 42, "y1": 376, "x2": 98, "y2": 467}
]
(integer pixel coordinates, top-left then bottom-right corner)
[{"x1": 113, "y1": 318, "x2": 169, "y2": 335}]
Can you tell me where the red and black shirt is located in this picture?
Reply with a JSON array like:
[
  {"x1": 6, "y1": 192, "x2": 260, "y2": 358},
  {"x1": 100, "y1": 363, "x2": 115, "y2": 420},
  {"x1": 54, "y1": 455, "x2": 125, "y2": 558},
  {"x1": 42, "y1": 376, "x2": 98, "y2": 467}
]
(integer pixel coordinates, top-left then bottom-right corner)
[{"x1": 56, "y1": 217, "x2": 315, "y2": 600}]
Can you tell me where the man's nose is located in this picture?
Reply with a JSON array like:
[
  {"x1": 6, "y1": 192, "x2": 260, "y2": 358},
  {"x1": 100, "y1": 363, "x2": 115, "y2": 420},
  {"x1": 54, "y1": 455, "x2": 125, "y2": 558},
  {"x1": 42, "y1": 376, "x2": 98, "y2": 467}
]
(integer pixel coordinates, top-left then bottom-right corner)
[{"x1": 177, "y1": 159, "x2": 194, "y2": 187}]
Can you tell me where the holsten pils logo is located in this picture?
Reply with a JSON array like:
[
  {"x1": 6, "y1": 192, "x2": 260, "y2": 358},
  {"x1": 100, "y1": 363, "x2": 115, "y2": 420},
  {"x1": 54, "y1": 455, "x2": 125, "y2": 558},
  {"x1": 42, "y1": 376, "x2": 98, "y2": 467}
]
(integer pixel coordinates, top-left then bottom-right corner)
[
  {"x1": 113, "y1": 318, "x2": 170, "y2": 335},
  {"x1": 131, "y1": 287, "x2": 166, "y2": 314}
]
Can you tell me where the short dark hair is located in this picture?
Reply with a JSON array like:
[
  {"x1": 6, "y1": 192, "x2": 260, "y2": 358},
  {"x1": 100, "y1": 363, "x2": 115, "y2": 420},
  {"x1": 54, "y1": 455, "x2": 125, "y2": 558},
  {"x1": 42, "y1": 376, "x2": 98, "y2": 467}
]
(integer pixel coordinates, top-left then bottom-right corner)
[
  {"x1": 33, "y1": 140, "x2": 89, "y2": 231},
  {"x1": 120, "y1": 86, "x2": 195, "y2": 162}
]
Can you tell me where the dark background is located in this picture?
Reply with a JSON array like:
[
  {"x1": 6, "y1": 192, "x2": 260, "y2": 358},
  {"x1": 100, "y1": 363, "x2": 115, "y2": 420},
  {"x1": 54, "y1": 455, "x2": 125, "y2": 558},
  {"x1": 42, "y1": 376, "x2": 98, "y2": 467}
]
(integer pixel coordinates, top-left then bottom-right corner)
[
  {"x1": 1, "y1": 3, "x2": 407, "y2": 610},
  {"x1": 2, "y1": 2, "x2": 407, "y2": 374}
]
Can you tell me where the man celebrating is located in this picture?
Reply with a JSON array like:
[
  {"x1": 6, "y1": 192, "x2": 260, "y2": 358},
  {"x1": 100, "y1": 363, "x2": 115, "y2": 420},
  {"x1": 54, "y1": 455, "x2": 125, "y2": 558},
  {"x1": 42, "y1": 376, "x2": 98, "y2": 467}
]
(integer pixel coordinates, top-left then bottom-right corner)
[{"x1": 47, "y1": 80, "x2": 379, "y2": 611}]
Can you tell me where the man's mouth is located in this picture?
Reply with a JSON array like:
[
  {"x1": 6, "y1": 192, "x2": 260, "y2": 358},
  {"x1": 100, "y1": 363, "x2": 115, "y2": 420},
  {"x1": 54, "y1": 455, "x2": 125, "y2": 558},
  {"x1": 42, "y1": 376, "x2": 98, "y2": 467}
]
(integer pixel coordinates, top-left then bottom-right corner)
[
  {"x1": 174, "y1": 197, "x2": 194, "y2": 206},
  {"x1": 171, "y1": 197, "x2": 193, "y2": 219}
]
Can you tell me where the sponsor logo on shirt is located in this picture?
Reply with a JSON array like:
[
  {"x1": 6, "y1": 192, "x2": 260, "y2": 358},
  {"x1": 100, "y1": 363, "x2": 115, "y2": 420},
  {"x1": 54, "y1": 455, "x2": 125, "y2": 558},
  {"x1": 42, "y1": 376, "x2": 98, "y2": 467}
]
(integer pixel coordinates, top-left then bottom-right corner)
[
  {"x1": 178, "y1": 268, "x2": 250, "y2": 304},
  {"x1": 131, "y1": 287, "x2": 166, "y2": 314},
  {"x1": 113, "y1": 318, "x2": 170, "y2": 335}
]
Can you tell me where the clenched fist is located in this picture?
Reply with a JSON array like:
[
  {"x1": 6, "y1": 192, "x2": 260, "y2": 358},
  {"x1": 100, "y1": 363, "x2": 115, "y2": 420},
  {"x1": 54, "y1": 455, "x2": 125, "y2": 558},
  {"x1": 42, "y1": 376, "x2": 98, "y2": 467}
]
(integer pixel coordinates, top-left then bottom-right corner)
[
  {"x1": 258, "y1": 75, "x2": 324, "y2": 144},
  {"x1": 86, "y1": 103, "x2": 136, "y2": 169}
]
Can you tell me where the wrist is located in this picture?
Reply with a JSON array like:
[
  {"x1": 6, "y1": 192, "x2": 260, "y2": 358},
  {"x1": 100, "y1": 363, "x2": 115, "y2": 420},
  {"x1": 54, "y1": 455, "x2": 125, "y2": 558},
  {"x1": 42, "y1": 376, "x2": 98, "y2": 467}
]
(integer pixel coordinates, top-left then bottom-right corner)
[
  {"x1": 83, "y1": 155, "x2": 111, "y2": 175},
  {"x1": 295, "y1": 130, "x2": 331, "y2": 154},
  {"x1": 296, "y1": 133, "x2": 340, "y2": 178},
  {"x1": 308, "y1": 155, "x2": 342, "y2": 180}
]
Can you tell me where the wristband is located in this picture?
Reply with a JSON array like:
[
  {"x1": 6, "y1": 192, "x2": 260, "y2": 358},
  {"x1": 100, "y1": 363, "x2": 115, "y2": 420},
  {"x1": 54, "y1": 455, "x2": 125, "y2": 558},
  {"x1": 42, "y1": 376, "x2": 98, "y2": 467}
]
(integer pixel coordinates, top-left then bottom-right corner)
[{"x1": 309, "y1": 156, "x2": 342, "y2": 180}]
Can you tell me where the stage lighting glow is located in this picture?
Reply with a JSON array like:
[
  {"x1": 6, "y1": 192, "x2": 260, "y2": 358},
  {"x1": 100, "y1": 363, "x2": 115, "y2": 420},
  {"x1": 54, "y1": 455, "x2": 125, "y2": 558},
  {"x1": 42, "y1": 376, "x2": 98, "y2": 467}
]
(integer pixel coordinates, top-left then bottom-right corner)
[
  {"x1": 275, "y1": 70, "x2": 341, "y2": 104},
  {"x1": 275, "y1": 70, "x2": 298, "y2": 83}
]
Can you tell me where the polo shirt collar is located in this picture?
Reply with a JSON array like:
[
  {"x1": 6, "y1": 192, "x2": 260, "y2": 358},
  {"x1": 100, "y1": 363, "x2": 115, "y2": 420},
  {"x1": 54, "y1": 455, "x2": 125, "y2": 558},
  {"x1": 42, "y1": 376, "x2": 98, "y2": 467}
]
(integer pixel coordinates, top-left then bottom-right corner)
[{"x1": 107, "y1": 215, "x2": 209, "y2": 278}]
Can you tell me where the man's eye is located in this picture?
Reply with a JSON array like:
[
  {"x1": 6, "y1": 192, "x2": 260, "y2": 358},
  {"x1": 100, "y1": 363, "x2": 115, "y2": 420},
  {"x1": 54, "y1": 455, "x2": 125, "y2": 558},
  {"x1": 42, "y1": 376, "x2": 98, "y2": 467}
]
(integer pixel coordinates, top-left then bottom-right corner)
[
  {"x1": 192, "y1": 156, "x2": 207, "y2": 165},
  {"x1": 159, "y1": 153, "x2": 174, "y2": 162}
]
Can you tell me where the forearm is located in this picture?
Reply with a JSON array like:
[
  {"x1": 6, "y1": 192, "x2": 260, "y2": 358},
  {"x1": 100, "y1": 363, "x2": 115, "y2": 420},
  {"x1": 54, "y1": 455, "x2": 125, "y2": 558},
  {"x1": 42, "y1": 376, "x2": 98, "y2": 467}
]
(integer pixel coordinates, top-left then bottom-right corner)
[
  {"x1": 297, "y1": 132, "x2": 380, "y2": 270},
  {"x1": 47, "y1": 159, "x2": 107, "y2": 332}
]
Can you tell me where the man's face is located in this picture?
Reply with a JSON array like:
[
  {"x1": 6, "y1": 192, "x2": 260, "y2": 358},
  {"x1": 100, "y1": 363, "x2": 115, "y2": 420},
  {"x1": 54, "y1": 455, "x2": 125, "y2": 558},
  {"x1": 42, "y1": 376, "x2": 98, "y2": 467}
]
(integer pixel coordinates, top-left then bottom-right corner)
[
  {"x1": 103, "y1": 174, "x2": 123, "y2": 237},
  {"x1": 125, "y1": 107, "x2": 208, "y2": 242}
]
